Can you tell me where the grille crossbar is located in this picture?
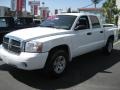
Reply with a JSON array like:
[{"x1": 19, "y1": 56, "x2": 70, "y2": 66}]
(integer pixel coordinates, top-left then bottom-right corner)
[{"x1": 3, "y1": 37, "x2": 21, "y2": 54}]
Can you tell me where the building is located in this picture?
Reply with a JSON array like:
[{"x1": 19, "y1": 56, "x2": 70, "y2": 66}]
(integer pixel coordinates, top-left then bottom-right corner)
[
  {"x1": 11, "y1": 0, "x2": 26, "y2": 12},
  {"x1": 55, "y1": 9, "x2": 58, "y2": 15},
  {"x1": 39, "y1": 7, "x2": 49, "y2": 19},
  {"x1": 29, "y1": 1, "x2": 40, "y2": 16},
  {"x1": 78, "y1": 8, "x2": 105, "y2": 23},
  {"x1": 11, "y1": 0, "x2": 26, "y2": 17},
  {"x1": 0, "y1": 6, "x2": 10, "y2": 17},
  {"x1": 116, "y1": 0, "x2": 120, "y2": 27},
  {"x1": 11, "y1": 0, "x2": 17, "y2": 11}
]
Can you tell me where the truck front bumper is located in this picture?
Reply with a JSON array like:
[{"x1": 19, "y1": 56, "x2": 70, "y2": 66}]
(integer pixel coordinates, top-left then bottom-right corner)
[{"x1": 0, "y1": 45, "x2": 48, "y2": 70}]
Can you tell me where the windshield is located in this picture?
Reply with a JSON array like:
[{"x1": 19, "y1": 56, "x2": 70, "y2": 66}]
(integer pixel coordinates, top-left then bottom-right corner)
[{"x1": 40, "y1": 15, "x2": 77, "y2": 30}]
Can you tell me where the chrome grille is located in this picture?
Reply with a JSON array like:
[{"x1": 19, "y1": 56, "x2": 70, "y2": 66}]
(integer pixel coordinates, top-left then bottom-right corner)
[
  {"x1": 3, "y1": 37, "x2": 9, "y2": 49},
  {"x1": 3, "y1": 37, "x2": 21, "y2": 54}
]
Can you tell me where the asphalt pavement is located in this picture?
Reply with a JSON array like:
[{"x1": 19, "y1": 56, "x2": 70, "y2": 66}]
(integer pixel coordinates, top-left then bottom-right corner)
[{"x1": 0, "y1": 42, "x2": 120, "y2": 90}]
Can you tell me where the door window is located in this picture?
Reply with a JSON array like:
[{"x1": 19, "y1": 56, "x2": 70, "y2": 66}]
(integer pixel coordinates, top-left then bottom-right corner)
[
  {"x1": 89, "y1": 16, "x2": 101, "y2": 28},
  {"x1": 75, "y1": 16, "x2": 90, "y2": 30}
]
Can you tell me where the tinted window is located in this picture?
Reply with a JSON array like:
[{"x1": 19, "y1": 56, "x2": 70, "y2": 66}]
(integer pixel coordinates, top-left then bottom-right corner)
[
  {"x1": 103, "y1": 24, "x2": 115, "y2": 27},
  {"x1": 89, "y1": 16, "x2": 101, "y2": 28},
  {"x1": 16, "y1": 18, "x2": 33, "y2": 25},
  {"x1": 0, "y1": 18, "x2": 7, "y2": 27},
  {"x1": 40, "y1": 15, "x2": 77, "y2": 30},
  {"x1": 75, "y1": 16, "x2": 90, "y2": 30}
]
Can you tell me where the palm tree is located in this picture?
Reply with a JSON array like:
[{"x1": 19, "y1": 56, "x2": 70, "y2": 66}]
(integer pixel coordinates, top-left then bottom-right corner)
[
  {"x1": 102, "y1": 0, "x2": 120, "y2": 24},
  {"x1": 91, "y1": 0, "x2": 102, "y2": 8},
  {"x1": 102, "y1": 0, "x2": 112, "y2": 23},
  {"x1": 113, "y1": 7, "x2": 120, "y2": 26}
]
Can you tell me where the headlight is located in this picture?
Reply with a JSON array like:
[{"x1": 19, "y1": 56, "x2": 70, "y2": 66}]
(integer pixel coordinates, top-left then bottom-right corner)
[{"x1": 25, "y1": 41, "x2": 43, "y2": 53}]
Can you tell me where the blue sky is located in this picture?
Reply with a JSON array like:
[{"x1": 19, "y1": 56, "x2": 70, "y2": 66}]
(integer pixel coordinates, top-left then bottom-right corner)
[{"x1": 0, "y1": 0, "x2": 106, "y2": 13}]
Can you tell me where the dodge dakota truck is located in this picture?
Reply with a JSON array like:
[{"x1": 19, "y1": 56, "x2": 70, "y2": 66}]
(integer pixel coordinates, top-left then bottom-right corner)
[{"x1": 0, "y1": 13, "x2": 118, "y2": 76}]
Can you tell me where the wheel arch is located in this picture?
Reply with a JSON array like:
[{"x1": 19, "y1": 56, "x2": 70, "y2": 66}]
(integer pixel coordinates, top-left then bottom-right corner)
[
  {"x1": 108, "y1": 35, "x2": 114, "y2": 41},
  {"x1": 49, "y1": 44, "x2": 70, "y2": 59},
  {"x1": 44, "y1": 44, "x2": 71, "y2": 76},
  {"x1": 46, "y1": 44, "x2": 71, "y2": 63}
]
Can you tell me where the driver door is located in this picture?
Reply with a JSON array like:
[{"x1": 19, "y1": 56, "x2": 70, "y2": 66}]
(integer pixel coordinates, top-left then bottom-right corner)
[{"x1": 72, "y1": 16, "x2": 94, "y2": 57}]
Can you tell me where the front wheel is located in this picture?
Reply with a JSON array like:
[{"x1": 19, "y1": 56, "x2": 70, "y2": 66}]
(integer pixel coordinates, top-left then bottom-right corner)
[{"x1": 45, "y1": 50, "x2": 68, "y2": 77}]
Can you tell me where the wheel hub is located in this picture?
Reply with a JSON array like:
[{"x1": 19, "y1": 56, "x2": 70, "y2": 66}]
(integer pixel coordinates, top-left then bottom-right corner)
[{"x1": 53, "y1": 56, "x2": 66, "y2": 74}]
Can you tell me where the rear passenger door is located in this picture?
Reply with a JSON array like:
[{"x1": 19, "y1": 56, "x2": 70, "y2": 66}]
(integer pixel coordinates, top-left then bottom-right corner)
[{"x1": 89, "y1": 15, "x2": 105, "y2": 49}]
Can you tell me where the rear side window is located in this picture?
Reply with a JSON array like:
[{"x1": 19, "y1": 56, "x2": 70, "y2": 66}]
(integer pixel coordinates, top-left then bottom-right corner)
[{"x1": 89, "y1": 16, "x2": 101, "y2": 28}]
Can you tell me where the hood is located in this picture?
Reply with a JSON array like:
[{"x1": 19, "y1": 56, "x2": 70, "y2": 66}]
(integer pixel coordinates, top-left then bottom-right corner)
[{"x1": 6, "y1": 27, "x2": 68, "y2": 41}]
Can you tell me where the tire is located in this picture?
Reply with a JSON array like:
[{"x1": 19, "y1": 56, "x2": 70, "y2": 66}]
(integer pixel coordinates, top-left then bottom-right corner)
[
  {"x1": 45, "y1": 50, "x2": 69, "y2": 77},
  {"x1": 103, "y1": 38, "x2": 114, "y2": 55}
]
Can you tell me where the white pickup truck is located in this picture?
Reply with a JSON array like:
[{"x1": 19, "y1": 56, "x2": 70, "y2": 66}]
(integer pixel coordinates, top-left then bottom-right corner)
[{"x1": 0, "y1": 13, "x2": 118, "y2": 76}]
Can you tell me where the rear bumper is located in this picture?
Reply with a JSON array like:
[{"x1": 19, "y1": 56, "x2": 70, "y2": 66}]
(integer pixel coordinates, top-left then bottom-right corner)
[{"x1": 0, "y1": 45, "x2": 48, "y2": 70}]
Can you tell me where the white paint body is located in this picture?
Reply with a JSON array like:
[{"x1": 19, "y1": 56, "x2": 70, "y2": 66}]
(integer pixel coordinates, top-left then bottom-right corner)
[{"x1": 0, "y1": 13, "x2": 118, "y2": 70}]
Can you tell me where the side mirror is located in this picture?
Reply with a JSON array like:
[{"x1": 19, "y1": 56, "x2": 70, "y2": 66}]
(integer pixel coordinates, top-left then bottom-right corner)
[{"x1": 74, "y1": 25, "x2": 86, "y2": 30}]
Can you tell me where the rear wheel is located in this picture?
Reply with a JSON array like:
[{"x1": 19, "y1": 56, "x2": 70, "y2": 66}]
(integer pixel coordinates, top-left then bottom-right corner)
[{"x1": 103, "y1": 38, "x2": 114, "y2": 55}]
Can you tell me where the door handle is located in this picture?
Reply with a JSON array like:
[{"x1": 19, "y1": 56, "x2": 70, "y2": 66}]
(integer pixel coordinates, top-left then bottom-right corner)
[
  {"x1": 100, "y1": 31, "x2": 103, "y2": 33},
  {"x1": 87, "y1": 32, "x2": 92, "y2": 35}
]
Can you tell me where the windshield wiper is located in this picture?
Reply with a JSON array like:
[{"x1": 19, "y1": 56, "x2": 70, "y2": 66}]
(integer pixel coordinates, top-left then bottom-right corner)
[{"x1": 40, "y1": 25, "x2": 61, "y2": 29}]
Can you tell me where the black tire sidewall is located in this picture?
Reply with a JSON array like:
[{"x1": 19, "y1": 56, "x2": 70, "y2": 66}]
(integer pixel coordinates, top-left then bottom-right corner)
[
  {"x1": 105, "y1": 38, "x2": 113, "y2": 54},
  {"x1": 46, "y1": 50, "x2": 68, "y2": 77}
]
